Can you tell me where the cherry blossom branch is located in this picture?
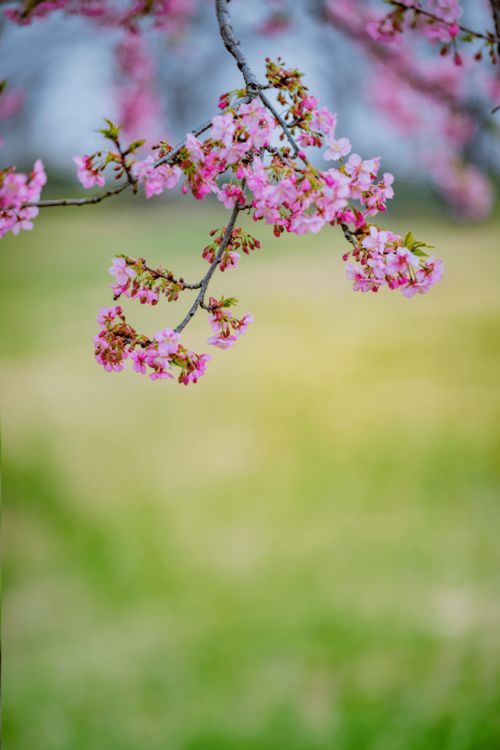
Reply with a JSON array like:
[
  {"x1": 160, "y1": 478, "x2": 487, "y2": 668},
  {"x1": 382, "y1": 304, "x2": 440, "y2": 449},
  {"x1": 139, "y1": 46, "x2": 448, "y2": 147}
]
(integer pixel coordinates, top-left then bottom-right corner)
[
  {"x1": 28, "y1": 119, "x2": 213, "y2": 208},
  {"x1": 29, "y1": 102, "x2": 251, "y2": 207},
  {"x1": 174, "y1": 204, "x2": 240, "y2": 333},
  {"x1": 390, "y1": 1, "x2": 500, "y2": 44}
]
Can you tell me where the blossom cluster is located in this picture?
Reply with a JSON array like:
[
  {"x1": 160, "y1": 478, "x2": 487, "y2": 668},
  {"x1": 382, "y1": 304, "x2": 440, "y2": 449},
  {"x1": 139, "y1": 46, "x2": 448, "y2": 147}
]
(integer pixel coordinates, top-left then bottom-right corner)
[
  {"x1": 94, "y1": 305, "x2": 209, "y2": 384},
  {"x1": 0, "y1": 159, "x2": 46, "y2": 238},
  {"x1": 430, "y1": 157, "x2": 493, "y2": 219},
  {"x1": 76, "y1": 59, "x2": 397, "y2": 242},
  {"x1": 344, "y1": 225, "x2": 443, "y2": 297}
]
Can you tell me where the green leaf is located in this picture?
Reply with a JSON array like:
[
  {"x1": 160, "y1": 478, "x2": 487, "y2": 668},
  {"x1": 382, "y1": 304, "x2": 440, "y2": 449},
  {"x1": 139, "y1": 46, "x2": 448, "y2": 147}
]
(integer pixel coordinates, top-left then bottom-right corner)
[
  {"x1": 128, "y1": 139, "x2": 146, "y2": 153},
  {"x1": 221, "y1": 296, "x2": 239, "y2": 308},
  {"x1": 404, "y1": 231, "x2": 415, "y2": 249},
  {"x1": 97, "y1": 118, "x2": 121, "y2": 142}
]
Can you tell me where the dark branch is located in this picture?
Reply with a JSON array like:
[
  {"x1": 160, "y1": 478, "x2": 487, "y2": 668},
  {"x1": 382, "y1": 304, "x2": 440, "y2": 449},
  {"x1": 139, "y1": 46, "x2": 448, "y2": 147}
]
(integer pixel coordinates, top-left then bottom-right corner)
[
  {"x1": 175, "y1": 204, "x2": 240, "y2": 333},
  {"x1": 214, "y1": 0, "x2": 260, "y2": 94},
  {"x1": 30, "y1": 182, "x2": 130, "y2": 208}
]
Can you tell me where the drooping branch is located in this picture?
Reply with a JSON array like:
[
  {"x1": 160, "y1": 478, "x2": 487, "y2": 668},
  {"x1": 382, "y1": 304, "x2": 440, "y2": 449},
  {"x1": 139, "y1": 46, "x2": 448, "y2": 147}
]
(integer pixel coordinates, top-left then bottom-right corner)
[{"x1": 174, "y1": 204, "x2": 240, "y2": 333}]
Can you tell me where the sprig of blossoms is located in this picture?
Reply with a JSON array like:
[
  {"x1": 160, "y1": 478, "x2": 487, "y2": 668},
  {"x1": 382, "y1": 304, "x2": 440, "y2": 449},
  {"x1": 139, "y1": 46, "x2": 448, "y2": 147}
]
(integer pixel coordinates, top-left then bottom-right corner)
[
  {"x1": 109, "y1": 255, "x2": 197, "y2": 304},
  {"x1": 74, "y1": 119, "x2": 145, "y2": 191},
  {"x1": 94, "y1": 305, "x2": 210, "y2": 384},
  {"x1": 343, "y1": 225, "x2": 444, "y2": 296}
]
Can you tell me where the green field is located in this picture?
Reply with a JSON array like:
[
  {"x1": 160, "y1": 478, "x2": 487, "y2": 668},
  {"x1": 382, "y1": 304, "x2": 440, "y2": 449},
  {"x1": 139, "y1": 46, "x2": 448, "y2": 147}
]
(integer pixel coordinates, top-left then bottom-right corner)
[{"x1": 2, "y1": 200, "x2": 500, "y2": 749}]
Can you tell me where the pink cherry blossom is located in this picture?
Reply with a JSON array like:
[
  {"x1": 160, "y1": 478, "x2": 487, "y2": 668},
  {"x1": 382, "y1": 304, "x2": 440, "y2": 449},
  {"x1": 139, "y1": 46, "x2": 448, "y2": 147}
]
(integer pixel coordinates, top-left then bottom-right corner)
[
  {"x1": 73, "y1": 155, "x2": 105, "y2": 189},
  {"x1": 324, "y1": 136, "x2": 352, "y2": 161},
  {"x1": 211, "y1": 112, "x2": 236, "y2": 146},
  {"x1": 109, "y1": 257, "x2": 137, "y2": 286},
  {"x1": 131, "y1": 156, "x2": 181, "y2": 198},
  {"x1": 154, "y1": 327, "x2": 181, "y2": 355}
]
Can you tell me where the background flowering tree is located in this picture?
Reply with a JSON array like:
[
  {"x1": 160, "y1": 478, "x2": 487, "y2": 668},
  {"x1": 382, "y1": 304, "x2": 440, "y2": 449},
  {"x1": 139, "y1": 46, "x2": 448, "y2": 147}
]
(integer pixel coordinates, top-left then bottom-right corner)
[{"x1": 1, "y1": 0, "x2": 499, "y2": 385}]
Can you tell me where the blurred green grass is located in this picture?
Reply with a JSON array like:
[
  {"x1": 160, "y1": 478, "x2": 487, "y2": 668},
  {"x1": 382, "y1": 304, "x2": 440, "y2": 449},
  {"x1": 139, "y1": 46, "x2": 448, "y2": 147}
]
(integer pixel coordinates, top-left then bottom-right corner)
[{"x1": 2, "y1": 200, "x2": 500, "y2": 750}]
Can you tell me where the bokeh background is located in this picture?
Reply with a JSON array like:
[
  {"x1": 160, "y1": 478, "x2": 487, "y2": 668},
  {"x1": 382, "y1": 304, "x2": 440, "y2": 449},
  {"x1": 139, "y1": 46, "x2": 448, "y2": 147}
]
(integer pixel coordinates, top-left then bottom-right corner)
[
  {"x1": 3, "y1": 200, "x2": 500, "y2": 749},
  {"x1": 2, "y1": 3, "x2": 500, "y2": 749}
]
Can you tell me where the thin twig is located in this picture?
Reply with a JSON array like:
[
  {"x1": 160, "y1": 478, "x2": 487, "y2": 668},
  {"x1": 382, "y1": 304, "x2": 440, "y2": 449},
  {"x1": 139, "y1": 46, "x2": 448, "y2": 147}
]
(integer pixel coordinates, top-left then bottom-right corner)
[{"x1": 29, "y1": 182, "x2": 130, "y2": 208}]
